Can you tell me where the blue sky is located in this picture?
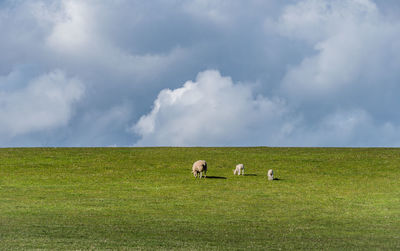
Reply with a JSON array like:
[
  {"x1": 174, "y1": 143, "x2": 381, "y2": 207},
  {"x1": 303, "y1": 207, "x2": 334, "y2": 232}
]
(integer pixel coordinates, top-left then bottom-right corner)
[{"x1": 1, "y1": 0, "x2": 400, "y2": 147}]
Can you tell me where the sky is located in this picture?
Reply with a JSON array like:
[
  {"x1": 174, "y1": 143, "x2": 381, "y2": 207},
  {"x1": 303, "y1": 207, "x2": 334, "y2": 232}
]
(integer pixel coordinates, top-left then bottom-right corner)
[{"x1": 1, "y1": 0, "x2": 400, "y2": 147}]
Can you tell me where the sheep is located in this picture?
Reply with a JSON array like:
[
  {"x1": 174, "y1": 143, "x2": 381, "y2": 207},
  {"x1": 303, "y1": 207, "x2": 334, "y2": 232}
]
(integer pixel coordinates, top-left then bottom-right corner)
[
  {"x1": 233, "y1": 164, "x2": 244, "y2": 175},
  {"x1": 192, "y1": 160, "x2": 207, "y2": 179},
  {"x1": 268, "y1": 169, "x2": 274, "y2": 180}
]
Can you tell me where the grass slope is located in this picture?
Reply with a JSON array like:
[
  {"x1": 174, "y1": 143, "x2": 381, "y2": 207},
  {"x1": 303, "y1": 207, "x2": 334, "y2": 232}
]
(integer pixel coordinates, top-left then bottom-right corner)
[{"x1": 0, "y1": 147, "x2": 399, "y2": 250}]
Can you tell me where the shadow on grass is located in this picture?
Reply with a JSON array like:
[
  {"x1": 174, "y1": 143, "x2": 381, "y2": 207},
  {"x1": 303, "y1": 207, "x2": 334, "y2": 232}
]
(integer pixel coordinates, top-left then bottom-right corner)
[
  {"x1": 243, "y1": 174, "x2": 257, "y2": 176},
  {"x1": 206, "y1": 176, "x2": 227, "y2": 179}
]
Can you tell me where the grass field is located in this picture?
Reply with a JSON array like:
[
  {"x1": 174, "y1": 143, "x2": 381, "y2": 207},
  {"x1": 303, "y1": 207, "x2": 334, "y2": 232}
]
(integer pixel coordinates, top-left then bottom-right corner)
[{"x1": 0, "y1": 147, "x2": 399, "y2": 250}]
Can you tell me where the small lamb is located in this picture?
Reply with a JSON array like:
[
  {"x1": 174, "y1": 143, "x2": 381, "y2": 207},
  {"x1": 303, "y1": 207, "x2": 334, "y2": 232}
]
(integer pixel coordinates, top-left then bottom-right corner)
[
  {"x1": 192, "y1": 160, "x2": 207, "y2": 179},
  {"x1": 268, "y1": 169, "x2": 274, "y2": 180},
  {"x1": 233, "y1": 164, "x2": 244, "y2": 175}
]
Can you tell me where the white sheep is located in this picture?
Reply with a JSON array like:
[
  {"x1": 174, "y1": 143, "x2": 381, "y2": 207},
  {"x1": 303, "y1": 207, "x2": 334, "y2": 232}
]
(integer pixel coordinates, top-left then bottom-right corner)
[
  {"x1": 192, "y1": 160, "x2": 207, "y2": 179},
  {"x1": 233, "y1": 164, "x2": 244, "y2": 175},
  {"x1": 268, "y1": 169, "x2": 274, "y2": 180}
]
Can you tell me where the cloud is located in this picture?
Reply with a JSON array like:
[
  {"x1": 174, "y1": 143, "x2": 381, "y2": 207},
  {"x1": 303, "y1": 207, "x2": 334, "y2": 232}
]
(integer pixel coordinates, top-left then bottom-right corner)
[
  {"x1": 46, "y1": 1, "x2": 96, "y2": 52},
  {"x1": 276, "y1": 0, "x2": 379, "y2": 44},
  {"x1": 287, "y1": 109, "x2": 400, "y2": 147},
  {"x1": 274, "y1": 0, "x2": 400, "y2": 145},
  {"x1": 133, "y1": 70, "x2": 293, "y2": 146},
  {"x1": 0, "y1": 69, "x2": 84, "y2": 138},
  {"x1": 131, "y1": 0, "x2": 400, "y2": 147},
  {"x1": 279, "y1": 0, "x2": 400, "y2": 107},
  {"x1": 1, "y1": 0, "x2": 400, "y2": 146},
  {"x1": 43, "y1": 0, "x2": 190, "y2": 81}
]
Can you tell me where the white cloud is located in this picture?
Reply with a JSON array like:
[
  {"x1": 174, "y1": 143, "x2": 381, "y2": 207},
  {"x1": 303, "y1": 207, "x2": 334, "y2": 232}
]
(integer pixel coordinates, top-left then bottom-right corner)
[
  {"x1": 278, "y1": 0, "x2": 400, "y2": 104},
  {"x1": 46, "y1": 0, "x2": 95, "y2": 52},
  {"x1": 303, "y1": 109, "x2": 372, "y2": 146},
  {"x1": 277, "y1": 0, "x2": 379, "y2": 44},
  {"x1": 182, "y1": 0, "x2": 232, "y2": 25},
  {"x1": 132, "y1": 68, "x2": 400, "y2": 147},
  {"x1": 287, "y1": 109, "x2": 400, "y2": 147},
  {"x1": 0, "y1": 70, "x2": 84, "y2": 137},
  {"x1": 132, "y1": 70, "x2": 293, "y2": 146}
]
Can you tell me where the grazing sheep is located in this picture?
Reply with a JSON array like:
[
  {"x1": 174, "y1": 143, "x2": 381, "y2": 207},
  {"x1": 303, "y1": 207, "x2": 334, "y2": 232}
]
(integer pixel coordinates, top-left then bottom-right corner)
[
  {"x1": 268, "y1": 169, "x2": 274, "y2": 180},
  {"x1": 233, "y1": 164, "x2": 244, "y2": 175},
  {"x1": 192, "y1": 160, "x2": 207, "y2": 179}
]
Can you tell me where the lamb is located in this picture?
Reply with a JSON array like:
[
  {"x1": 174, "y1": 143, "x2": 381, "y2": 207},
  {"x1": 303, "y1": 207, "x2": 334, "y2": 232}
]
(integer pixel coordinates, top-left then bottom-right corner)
[
  {"x1": 268, "y1": 169, "x2": 274, "y2": 180},
  {"x1": 233, "y1": 164, "x2": 244, "y2": 175},
  {"x1": 192, "y1": 160, "x2": 207, "y2": 179}
]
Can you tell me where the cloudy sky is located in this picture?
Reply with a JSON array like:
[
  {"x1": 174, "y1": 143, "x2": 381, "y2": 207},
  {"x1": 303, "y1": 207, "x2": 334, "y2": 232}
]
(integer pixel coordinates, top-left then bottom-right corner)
[{"x1": 1, "y1": 0, "x2": 400, "y2": 147}]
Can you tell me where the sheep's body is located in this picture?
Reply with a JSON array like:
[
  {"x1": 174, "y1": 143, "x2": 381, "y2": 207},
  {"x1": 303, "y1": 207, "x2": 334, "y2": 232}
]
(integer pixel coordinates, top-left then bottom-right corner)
[
  {"x1": 233, "y1": 164, "x2": 244, "y2": 175},
  {"x1": 268, "y1": 169, "x2": 274, "y2": 180},
  {"x1": 192, "y1": 160, "x2": 207, "y2": 179}
]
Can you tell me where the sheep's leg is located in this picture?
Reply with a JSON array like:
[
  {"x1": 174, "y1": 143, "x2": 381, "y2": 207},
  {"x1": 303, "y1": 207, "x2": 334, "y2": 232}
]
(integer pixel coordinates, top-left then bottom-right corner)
[
  {"x1": 200, "y1": 172, "x2": 203, "y2": 179},
  {"x1": 204, "y1": 170, "x2": 207, "y2": 178}
]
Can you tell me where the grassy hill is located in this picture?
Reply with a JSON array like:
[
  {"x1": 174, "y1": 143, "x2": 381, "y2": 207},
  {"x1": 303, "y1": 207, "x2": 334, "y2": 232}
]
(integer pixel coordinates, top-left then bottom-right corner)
[{"x1": 0, "y1": 147, "x2": 399, "y2": 250}]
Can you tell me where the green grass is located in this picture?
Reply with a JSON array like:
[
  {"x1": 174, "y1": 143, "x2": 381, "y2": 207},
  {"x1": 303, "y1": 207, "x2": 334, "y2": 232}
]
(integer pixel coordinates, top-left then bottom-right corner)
[{"x1": 0, "y1": 147, "x2": 399, "y2": 250}]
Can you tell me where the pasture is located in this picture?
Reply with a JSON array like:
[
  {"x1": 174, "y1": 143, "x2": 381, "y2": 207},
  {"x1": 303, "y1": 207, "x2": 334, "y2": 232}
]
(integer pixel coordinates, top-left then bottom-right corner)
[{"x1": 0, "y1": 147, "x2": 399, "y2": 250}]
